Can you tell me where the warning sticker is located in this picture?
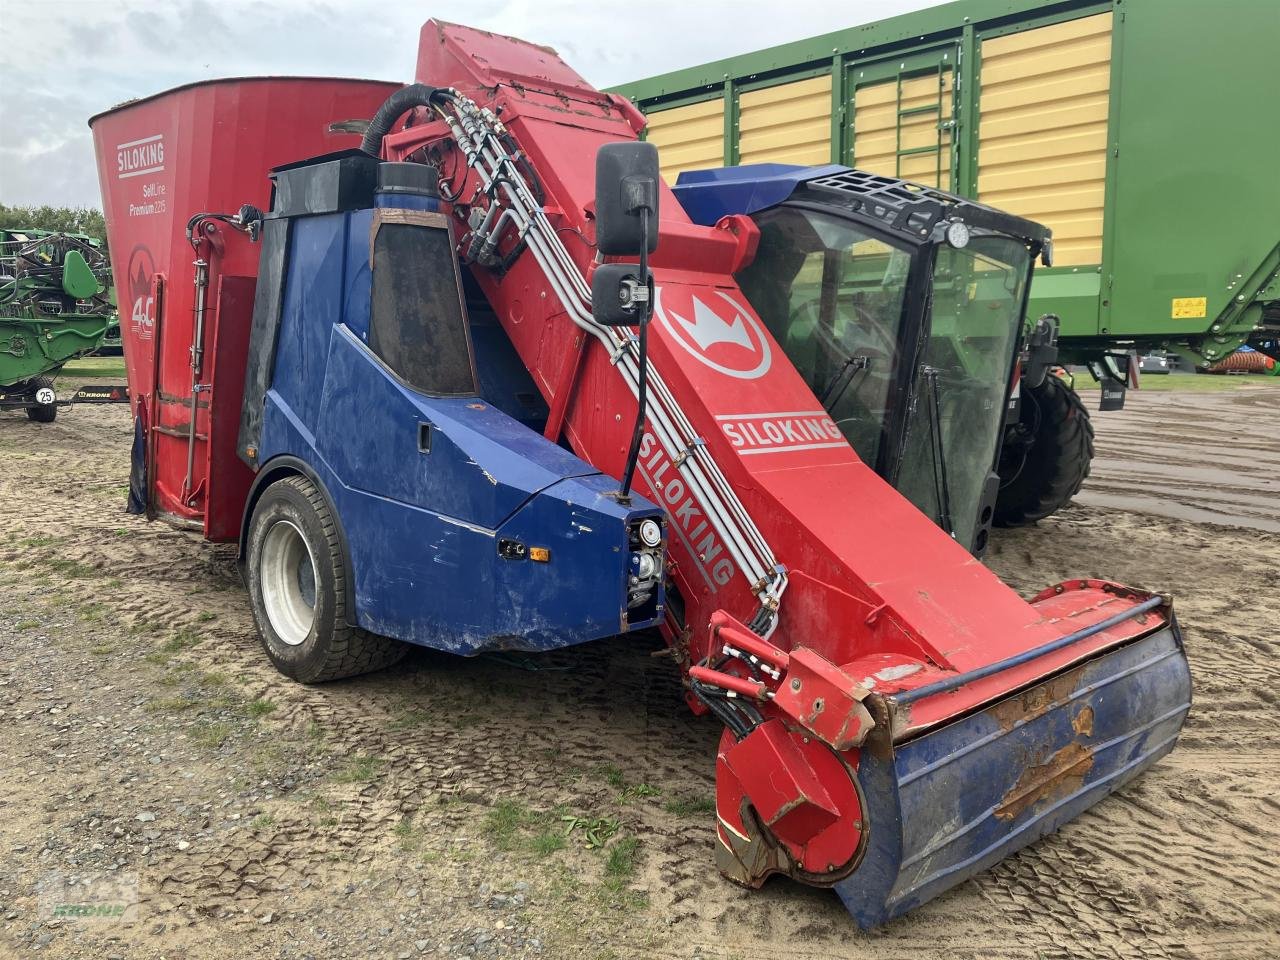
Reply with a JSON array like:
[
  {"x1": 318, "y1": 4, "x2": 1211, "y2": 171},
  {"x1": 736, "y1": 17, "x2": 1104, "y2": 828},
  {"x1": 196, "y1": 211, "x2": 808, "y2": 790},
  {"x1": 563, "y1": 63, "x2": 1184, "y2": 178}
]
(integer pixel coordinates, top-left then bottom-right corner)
[{"x1": 1171, "y1": 296, "x2": 1207, "y2": 319}]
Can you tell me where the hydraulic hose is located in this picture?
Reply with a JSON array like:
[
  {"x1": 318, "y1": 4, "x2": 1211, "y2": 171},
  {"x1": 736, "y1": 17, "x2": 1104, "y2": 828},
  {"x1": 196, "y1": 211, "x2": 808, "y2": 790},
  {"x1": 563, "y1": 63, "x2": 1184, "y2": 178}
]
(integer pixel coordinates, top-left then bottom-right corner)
[{"x1": 361, "y1": 83, "x2": 443, "y2": 156}]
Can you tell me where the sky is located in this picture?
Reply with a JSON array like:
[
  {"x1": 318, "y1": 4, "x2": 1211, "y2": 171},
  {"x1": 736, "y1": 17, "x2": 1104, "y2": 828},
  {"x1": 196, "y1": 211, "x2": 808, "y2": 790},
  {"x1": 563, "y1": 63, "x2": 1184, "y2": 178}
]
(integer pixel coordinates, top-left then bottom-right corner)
[{"x1": 0, "y1": 0, "x2": 940, "y2": 209}]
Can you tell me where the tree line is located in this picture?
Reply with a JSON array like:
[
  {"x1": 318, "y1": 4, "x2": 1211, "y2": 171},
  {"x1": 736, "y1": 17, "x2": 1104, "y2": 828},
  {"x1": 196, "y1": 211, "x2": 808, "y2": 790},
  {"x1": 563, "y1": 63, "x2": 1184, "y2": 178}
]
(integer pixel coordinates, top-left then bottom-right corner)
[{"x1": 0, "y1": 204, "x2": 109, "y2": 258}]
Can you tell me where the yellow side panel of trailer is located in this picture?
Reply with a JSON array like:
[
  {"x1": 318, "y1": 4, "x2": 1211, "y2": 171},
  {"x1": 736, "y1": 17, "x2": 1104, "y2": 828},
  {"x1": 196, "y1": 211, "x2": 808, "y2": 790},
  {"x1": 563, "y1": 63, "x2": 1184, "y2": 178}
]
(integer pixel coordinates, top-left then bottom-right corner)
[
  {"x1": 852, "y1": 72, "x2": 953, "y2": 190},
  {"x1": 644, "y1": 98, "x2": 725, "y2": 183},
  {"x1": 738, "y1": 75, "x2": 833, "y2": 167},
  {"x1": 978, "y1": 12, "x2": 1113, "y2": 266}
]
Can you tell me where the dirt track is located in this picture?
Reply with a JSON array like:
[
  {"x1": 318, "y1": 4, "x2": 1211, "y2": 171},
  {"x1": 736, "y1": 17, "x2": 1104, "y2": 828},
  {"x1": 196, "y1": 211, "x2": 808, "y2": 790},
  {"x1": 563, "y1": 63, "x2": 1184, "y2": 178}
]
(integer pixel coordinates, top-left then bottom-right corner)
[
  {"x1": 1, "y1": 378, "x2": 1277, "y2": 959},
  {"x1": 1076, "y1": 382, "x2": 1280, "y2": 533}
]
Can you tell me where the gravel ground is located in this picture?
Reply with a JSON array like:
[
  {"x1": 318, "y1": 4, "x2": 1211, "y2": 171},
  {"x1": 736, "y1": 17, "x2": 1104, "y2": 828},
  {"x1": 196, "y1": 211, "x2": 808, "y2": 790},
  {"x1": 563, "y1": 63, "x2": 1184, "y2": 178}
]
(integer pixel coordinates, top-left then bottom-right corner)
[{"x1": 0, "y1": 376, "x2": 1277, "y2": 959}]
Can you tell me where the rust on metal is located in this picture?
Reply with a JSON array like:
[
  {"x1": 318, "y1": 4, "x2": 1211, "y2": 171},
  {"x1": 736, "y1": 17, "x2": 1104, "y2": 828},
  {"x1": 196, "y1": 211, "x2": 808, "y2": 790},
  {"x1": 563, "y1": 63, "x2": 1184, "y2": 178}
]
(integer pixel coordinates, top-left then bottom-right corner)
[
  {"x1": 714, "y1": 802, "x2": 785, "y2": 888},
  {"x1": 990, "y1": 662, "x2": 1085, "y2": 734},
  {"x1": 994, "y1": 742, "x2": 1095, "y2": 821},
  {"x1": 1072, "y1": 704, "x2": 1095, "y2": 736}
]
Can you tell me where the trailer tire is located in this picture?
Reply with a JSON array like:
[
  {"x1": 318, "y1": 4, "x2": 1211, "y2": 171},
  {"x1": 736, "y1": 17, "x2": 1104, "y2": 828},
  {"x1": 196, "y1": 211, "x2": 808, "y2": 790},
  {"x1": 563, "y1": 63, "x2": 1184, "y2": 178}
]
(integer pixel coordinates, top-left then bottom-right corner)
[
  {"x1": 994, "y1": 374, "x2": 1094, "y2": 526},
  {"x1": 246, "y1": 474, "x2": 406, "y2": 682},
  {"x1": 25, "y1": 377, "x2": 58, "y2": 423}
]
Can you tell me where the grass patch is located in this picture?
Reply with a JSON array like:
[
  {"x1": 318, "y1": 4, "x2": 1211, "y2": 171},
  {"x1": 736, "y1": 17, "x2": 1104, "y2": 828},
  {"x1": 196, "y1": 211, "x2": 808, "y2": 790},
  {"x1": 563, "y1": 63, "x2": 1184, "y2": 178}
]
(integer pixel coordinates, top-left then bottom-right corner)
[
  {"x1": 604, "y1": 835, "x2": 641, "y2": 887},
  {"x1": 78, "y1": 602, "x2": 107, "y2": 623},
  {"x1": 484, "y1": 799, "x2": 528, "y2": 850},
  {"x1": 89, "y1": 644, "x2": 116, "y2": 656},
  {"x1": 393, "y1": 815, "x2": 428, "y2": 851},
  {"x1": 161, "y1": 627, "x2": 200, "y2": 653},
  {"x1": 61, "y1": 357, "x2": 127, "y2": 379},
  {"x1": 245, "y1": 699, "x2": 276, "y2": 718},
  {"x1": 388, "y1": 706, "x2": 430, "y2": 731},
  {"x1": 196, "y1": 611, "x2": 216, "y2": 623},
  {"x1": 663, "y1": 795, "x2": 716, "y2": 817},
  {"x1": 145, "y1": 695, "x2": 202, "y2": 714},
  {"x1": 47, "y1": 557, "x2": 99, "y2": 579},
  {"x1": 530, "y1": 829, "x2": 567, "y2": 856},
  {"x1": 189, "y1": 720, "x2": 234, "y2": 748},
  {"x1": 482, "y1": 799, "x2": 579, "y2": 857},
  {"x1": 619, "y1": 783, "x2": 660, "y2": 803},
  {"x1": 598, "y1": 764, "x2": 626, "y2": 789},
  {"x1": 155, "y1": 661, "x2": 198, "y2": 686},
  {"x1": 308, "y1": 794, "x2": 339, "y2": 827},
  {"x1": 251, "y1": 813, "x2": 276, "y2": 829},
  {"x1": 1071, "y1": 371, "x2": 1280, "y2": 393},
  {"x1": 15, "y1": 618, "x2": 40, "y2": 631},
  {"x1": 332, "y1": 754, "x2": 383, "y2": 784}
]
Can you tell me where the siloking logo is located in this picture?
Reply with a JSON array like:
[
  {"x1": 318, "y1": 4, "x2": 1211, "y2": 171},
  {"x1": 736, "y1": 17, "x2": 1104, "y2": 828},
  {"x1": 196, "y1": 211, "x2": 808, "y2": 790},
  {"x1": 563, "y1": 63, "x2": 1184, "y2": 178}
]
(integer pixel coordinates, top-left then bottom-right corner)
[
  {"x1": 636, "y1": 431, "x2": 734, "y2": 591},
  {"x1": 655, "y1": 286, "x2": 772, "y2": 380},
  {"x1": 116, "y1": 134, "x2": 165, "y2": 179}
]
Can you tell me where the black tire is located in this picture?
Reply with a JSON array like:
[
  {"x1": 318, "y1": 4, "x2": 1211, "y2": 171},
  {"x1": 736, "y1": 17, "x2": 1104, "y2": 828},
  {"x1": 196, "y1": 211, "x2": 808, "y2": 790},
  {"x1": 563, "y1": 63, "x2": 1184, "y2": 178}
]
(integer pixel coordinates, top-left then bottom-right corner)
[
  {"x1": 245, "y1": 474, "x2": 406, "y2": 682},
  {"x1": 994, "y1": 374, "x2": 1094, "y2": 526},
  {"x1": 25, "y1": 376, "x2": 57, "y2": 423}
]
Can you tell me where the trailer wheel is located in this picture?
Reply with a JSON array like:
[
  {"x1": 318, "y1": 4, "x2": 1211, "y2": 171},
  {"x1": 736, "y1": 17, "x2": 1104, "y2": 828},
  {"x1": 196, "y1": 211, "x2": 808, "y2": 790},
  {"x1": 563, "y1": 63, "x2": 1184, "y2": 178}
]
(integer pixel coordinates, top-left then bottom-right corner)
[
  {"x1": 25, "y1": 377, "x2": 58, "y2": 423},
  {"x1": 246, "y1": 475, "x2": 406, "y2": 682},
  {"x1": 994, "y1": 374, "x2": 1094, "y2": 526}
]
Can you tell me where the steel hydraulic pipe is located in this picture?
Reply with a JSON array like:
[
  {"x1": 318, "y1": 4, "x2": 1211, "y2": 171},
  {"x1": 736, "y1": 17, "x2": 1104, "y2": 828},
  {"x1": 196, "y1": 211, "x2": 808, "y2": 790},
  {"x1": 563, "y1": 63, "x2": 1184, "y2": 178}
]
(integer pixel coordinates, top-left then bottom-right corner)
[
  {"x1": 893, "y1": 595, "x2": 1166, "y2": 706},
  {"x1": 444, "y1": 94, "x2": 785, "y2": 609},
  {"x1": 182, "y1": 256, "x2": 209, "y2": 499}
]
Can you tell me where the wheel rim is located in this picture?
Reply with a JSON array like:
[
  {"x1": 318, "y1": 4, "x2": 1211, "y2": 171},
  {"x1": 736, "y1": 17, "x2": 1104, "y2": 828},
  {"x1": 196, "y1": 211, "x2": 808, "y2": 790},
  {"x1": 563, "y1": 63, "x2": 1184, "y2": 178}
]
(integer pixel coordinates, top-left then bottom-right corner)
[{"x1": 259, "y1": 519, "x2": 317, "y2": 646}]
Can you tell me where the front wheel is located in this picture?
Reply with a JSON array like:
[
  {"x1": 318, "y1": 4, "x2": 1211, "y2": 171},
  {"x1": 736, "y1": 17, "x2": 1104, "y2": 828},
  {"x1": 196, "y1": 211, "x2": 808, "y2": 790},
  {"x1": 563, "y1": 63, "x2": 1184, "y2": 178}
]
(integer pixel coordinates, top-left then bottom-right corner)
[
  {"x1": 245, "y1": 474, "x2": 406, "y2": 682},
  {"x1": 994, "y1": 374, "x2": 1094, "y2": 526}
]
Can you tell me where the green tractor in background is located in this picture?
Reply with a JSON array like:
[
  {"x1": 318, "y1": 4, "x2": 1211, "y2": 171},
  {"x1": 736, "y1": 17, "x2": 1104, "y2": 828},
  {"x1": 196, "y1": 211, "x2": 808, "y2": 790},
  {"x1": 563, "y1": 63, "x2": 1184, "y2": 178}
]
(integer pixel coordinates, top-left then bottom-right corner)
[{"x1": 0, "y1": 228, "x2": 116, "y2": 422}]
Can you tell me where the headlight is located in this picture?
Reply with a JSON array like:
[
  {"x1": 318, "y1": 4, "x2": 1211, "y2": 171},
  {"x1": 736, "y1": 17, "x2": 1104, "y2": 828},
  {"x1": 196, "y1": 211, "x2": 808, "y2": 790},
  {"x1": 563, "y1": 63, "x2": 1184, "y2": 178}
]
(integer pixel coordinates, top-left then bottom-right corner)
[
  {"x1": 635, "y1": 552, "x2": 657, "y2": 580},
  {"x1": 945, "y1": 220, "x2": 970, "y2": 249},
  {"x1": 638, "y1": 518, "x2": 662, "y2": 547}
]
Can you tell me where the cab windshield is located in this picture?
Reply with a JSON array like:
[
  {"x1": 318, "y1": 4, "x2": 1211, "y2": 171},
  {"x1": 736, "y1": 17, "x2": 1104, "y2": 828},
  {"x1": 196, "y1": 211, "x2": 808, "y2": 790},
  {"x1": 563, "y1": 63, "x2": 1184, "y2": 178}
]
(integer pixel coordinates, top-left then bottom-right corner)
[{"x1": 736, "y1": 207, "x2": 915, "y2": 471}]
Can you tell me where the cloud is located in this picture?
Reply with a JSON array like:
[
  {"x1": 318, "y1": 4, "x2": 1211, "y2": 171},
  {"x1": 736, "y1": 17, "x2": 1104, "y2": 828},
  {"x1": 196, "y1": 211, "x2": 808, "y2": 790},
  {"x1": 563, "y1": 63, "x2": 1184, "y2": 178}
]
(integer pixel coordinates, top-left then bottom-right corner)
[{"x1": 0, "y1": 0, "x2": 938, "y2": 208}]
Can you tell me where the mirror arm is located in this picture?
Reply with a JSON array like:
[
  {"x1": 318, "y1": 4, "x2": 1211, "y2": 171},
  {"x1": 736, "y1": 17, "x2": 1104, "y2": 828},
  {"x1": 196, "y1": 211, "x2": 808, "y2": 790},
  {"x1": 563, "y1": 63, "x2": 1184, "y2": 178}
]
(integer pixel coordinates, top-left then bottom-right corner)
[{"x1": 618, "y1": 215, "x2": 653, "y2": 500}]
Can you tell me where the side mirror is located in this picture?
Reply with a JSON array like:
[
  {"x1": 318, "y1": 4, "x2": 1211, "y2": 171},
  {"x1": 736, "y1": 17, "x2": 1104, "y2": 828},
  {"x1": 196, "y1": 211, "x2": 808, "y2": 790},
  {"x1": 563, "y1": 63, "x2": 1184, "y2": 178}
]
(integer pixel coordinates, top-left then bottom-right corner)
[
  {"x1": 591, "y1": 263, "x2": 650, "y2": 326},
  {"x1": 595, "y1": 142, "x2": 660, "y2": 256}
]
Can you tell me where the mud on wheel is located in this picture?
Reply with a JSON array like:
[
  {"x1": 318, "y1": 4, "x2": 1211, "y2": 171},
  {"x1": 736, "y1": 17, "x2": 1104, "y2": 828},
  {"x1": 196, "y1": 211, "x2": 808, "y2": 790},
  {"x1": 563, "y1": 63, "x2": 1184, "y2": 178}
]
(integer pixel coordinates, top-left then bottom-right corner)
[
  {"x1": 994, "y1": 373, "x2": 1094, "y2": 526},
  {"x1": 246, "y1": 475, "x2": 406, "y2": 682}
]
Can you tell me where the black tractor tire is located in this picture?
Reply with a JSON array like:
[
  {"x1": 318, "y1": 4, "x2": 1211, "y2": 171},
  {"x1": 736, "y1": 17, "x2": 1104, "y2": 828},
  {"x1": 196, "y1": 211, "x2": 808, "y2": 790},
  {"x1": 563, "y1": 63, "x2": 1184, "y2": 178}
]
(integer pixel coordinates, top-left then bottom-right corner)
[
  {"x1": 25, "y1": 376, "x2": 58, "y2": 423},
  {"x1": 994, "y1": 374, "x2": 1094, "y2": 526},
  {"x1": 245, "y1": 474, "x2": 407, "y2": 683}
]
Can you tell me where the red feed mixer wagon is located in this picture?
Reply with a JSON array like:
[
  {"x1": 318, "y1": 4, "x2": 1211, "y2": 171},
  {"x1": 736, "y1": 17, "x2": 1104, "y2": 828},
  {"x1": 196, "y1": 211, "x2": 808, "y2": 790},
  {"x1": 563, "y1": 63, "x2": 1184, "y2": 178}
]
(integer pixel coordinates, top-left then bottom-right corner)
[{"x1": 90, "y1": 21, "x2": 1192, "y2": 928}]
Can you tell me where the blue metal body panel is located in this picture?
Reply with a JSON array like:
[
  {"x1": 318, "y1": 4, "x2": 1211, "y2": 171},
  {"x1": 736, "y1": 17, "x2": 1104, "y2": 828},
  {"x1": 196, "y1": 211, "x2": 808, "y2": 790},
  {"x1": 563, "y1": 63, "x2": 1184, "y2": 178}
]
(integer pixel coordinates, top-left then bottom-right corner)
[
  {"x1": 254, "y1": 200, "x2": 663, "y2": 654},
  {"x1": 464, "y1": 279, "x2": 550, "y2": 433},
  {"x1": 671, "y1": 163, "x2": 847, "y2": 226},
  {"x1": 342, "y1": 208, "x2": 374, "y2": 342},
  {"x1": 837, "y1": 624, "x2": 1192, "y2": 927}
]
